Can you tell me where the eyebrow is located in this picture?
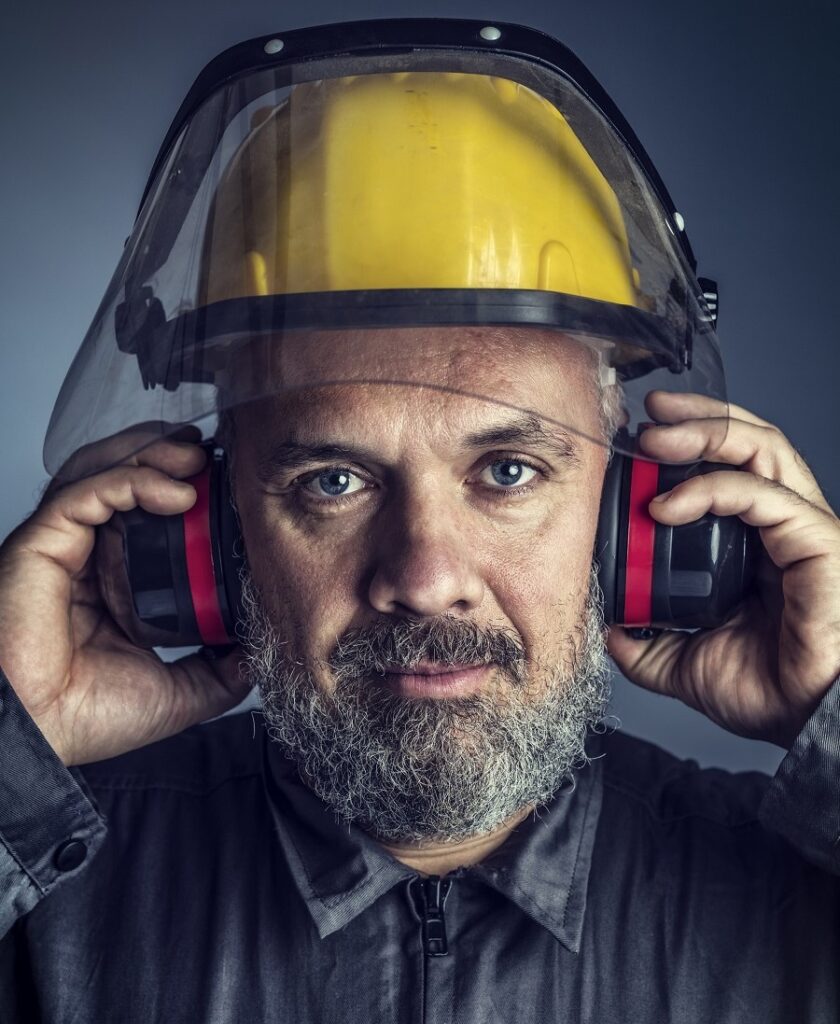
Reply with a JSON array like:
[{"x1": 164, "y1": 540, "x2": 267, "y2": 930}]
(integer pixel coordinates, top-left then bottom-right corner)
[
  {"x1": 463, "y1": 414, "x2": 581, "y2": 464},
  {"x1": 256, "y1": 414, "x2": 580, "y2": 481},
  {"x1": 256, "y1": 443, "x2": 380, "y2": 481}
]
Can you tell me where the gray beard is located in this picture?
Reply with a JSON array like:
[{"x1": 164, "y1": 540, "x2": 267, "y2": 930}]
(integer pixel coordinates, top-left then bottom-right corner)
[{"x1": 240, "y1": 568, "x2": 612, "y2": 845}]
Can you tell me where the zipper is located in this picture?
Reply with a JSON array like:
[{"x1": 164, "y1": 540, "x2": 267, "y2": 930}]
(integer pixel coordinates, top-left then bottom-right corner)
[{"x1": 409, "y1": 875, "x2": 453, "y2": 956}]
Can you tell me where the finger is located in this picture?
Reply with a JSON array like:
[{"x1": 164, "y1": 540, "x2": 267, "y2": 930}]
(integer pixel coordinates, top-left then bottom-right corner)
[
  {"x1": 650, "y1": 470, "x2": 840, "y2": 571},
  {"x1": 606, "y1": 625, "x2": 693, "y2": 699},
  {"x1": 53, "y1": 421, "x2": 207, "y2": 483},
  {"x1": 42, "y1": 436, "x2": 206, "y2": 508},
  {"x1": 643, "y1": 389, "x2": 798, "y2": 433},
  {"x1": 129, "y1": 438, "x2": 207, "y2": 477},
  {"x1": 644, "y1": 390, "x2": 737, "y2": 425},
  {"x1": 168, "y1": 646, "x2": 253, "y2": 731},
  {"x1": 20, "y1": 466, "x2": 198, "y2": 576},
  {"x1": 639, "y1": 417, "x2": 832, "y2": 514}
]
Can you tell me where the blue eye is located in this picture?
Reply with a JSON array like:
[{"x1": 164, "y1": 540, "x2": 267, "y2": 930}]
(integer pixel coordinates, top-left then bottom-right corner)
[
  {"x1": 303, "y1": 468, "x2": 366, "y2": 498},
  {"x1": 481, "y1": 460, "x2": 538, "y2": 488}
]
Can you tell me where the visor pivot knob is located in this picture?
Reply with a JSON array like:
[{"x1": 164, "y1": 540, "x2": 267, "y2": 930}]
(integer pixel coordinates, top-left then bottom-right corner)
[
  {"x1": 480, "y1": 26, "x2": 502, "y2": 42},
  {"x1": 264, "y1": 38, "x2": 285, "y2": 55}
]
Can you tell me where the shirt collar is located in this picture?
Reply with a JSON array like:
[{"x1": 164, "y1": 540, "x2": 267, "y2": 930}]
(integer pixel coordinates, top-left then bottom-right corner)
[{"x1": 261, "y1": 726, "x2": 604, "y2": 953}]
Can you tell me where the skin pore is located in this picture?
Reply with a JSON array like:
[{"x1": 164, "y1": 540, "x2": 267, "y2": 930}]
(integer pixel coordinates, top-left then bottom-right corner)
[{"x1": 228, "y1": 326, "x2": 616, "y2": 876}]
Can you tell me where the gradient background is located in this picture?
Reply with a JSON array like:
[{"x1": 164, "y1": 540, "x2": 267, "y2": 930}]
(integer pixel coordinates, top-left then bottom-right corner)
[{"x1": 1, "y1": 0, "x2": 837, "y2": 774}]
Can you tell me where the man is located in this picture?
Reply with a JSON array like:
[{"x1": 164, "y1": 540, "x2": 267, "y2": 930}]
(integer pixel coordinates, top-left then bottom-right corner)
[{"x1": 1, "y1": 19, "x2": 839, "y2": 1022}]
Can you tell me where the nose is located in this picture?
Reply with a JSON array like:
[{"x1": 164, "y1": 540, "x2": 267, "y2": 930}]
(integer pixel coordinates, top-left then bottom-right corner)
[{"x1": 367, "y1": 491, "x2": 485, "y2": 618}]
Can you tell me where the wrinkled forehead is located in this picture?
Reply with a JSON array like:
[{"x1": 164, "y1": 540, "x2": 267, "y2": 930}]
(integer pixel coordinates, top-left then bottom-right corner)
[{"x1": 223, "y1": 325, "x2": 605, "y2": 440}]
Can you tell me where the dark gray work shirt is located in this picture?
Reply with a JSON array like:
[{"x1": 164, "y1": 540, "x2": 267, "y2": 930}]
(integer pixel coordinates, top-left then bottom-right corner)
[{"x1": 2, "y1": 666, "x2": 840, "y2": 1023}]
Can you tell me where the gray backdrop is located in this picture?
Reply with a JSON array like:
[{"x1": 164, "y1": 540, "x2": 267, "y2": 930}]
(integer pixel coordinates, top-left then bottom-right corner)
[{"x1": 2, "y1": 0, "x2": 837, "y2": 775}]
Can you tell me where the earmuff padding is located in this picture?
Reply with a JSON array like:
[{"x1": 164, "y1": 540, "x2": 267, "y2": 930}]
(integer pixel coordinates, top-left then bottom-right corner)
[{"x1": 595, "y1": 451, "x2": 625, "y2": 625}]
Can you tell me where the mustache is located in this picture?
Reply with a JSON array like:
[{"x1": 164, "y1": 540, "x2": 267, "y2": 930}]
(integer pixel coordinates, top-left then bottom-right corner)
[{"x1": 329, "y1": 616, "x2": 528, "y2": 686}]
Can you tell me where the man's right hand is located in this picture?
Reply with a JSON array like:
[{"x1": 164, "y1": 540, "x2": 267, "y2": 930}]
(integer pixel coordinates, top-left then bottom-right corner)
[{"x1": 0, "y1": 433, "x2": 251, "y2": 767}]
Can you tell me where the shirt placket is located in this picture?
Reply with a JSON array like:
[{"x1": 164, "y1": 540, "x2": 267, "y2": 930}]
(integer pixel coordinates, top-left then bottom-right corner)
[{"x1": 407, "y1": 874, "x2": 458, "y2": 1024}]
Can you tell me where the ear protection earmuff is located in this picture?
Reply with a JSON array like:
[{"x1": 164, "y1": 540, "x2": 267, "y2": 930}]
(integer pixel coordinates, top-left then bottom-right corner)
[
  {"x1": 96, "y1": 446, "x2": 244, "y2": 650},
  {"x1": 596, "y1": 441, "x2": 759, "y2": 632},
  {"x1": 97, "y1": 438, "x2": 759, "y2": 649}
]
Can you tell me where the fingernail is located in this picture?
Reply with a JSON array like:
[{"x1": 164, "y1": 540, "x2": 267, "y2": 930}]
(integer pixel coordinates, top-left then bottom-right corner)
[{"x1": 651, "y1": 490, "x2": 672, "y2": 503}]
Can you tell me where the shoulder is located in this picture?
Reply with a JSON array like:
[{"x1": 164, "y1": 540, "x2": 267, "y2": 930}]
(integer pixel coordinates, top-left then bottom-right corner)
[
  {"x1": 597, "y1": 727, "x2": 772, "y2": 829},
  {"x1": 591, "y1": 730, "x2": 796, "y2": 895},
  {"x1": 78, "y1": 710, "x2": 266, "y2": 797}
]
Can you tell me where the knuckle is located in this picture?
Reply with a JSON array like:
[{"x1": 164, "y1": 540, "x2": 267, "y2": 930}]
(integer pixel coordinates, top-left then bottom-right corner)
[
  {"x1": 700, "y1": 433, "x2": 725, "y2": 461},
  {"x1": 63, "y1": 464, "x2": 164, "y2": 515},
  {"x1": 752, "y1": 449, "x2": 782, "y2": 480},
  {"x1": 761, "y1": 422, "x2": 790, "y2": 452},
  {"x1": 128, "y1": 463, "x2": 160, "y2": 485}
]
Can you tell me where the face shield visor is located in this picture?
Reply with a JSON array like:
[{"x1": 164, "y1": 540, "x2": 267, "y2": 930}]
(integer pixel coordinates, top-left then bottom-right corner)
[{"x1": 43, "y1": 21, "x2": 727, "y2": 482}]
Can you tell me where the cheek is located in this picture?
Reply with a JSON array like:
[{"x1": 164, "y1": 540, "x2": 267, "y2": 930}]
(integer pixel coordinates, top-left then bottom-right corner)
[
  {"x1": 483, "y1": 492, "x2": 601, "y2": 653},
  {"x1": 239, "y1": 499, "x2": 370, "y2": 651}
]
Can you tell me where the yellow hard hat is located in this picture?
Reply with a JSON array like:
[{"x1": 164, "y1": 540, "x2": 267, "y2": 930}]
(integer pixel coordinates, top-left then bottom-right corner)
[
  {"x1": 45, "y1": 21, "x2": 725, "y2": 482},
  {"x1": 200, "y1": 72, "x2": 641, "y2": 309}
]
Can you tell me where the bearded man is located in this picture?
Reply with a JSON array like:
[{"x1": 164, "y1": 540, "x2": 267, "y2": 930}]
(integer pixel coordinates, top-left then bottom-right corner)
[{"x1": 1, "y1": 20, "x2": 839, "y2": 1024}]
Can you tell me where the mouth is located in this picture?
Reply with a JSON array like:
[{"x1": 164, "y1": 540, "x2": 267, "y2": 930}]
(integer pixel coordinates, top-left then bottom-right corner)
[{"x1": 380, "y1": 661, "x2": 492, "y2": 697}]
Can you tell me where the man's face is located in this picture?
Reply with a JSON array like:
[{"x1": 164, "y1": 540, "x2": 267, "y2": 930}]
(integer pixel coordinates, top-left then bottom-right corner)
[{"x1": 230, "y1": 326, "x2": 613, "y2": 843}]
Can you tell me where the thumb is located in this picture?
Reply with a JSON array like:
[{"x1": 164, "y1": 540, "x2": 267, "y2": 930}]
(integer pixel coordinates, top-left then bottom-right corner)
[
  {"x1": 606, "y1": 626, "x2": 688, "y2": 700},
  {"x1": 169, "y1": 646, "x2": 254, "y2": 729}
]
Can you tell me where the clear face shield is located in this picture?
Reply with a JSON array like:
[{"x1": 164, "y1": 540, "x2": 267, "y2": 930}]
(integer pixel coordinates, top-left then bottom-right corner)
[{"x1": 43, "y1": 23, "x2": 727, "y2": 483}]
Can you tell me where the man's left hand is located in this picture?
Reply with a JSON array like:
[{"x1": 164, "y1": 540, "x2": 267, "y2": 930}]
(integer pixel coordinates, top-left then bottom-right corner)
[{"x1": 606, "y1": 390, "x2": 840, "y2": 750}]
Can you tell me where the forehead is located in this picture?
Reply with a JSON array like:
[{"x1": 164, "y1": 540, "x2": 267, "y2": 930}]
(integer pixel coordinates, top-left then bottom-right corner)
[{"x1": 229, "y1": 325, "x2": 603, "y2": 444}]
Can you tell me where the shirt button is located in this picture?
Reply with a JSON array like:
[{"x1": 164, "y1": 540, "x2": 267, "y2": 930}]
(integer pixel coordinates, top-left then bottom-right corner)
[{"x1": 54, "y1": 839, "x2": 88, "y2": 872}]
